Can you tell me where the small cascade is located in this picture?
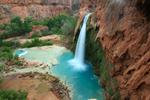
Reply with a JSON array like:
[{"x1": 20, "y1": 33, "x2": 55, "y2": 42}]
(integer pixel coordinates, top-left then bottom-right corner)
[{"x1": 69, "y1": 13, "x2": 91, "y2": 71}]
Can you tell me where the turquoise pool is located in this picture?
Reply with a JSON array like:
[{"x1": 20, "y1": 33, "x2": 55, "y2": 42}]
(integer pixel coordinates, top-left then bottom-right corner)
[
  {"x1": 51, "y1": 52, "x2": 104, "y2": 100},
  {"x1": 15, "y1": 49, "x2": 28, "y2": 57},
  {"x1": 19, "y1": 46, "x2": 104, "y2": 100}
]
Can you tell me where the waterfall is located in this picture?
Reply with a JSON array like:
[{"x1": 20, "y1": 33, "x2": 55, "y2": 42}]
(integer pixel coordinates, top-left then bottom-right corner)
[{"x1": 69, "y1": 13, "x2": 91, "y2": 71}]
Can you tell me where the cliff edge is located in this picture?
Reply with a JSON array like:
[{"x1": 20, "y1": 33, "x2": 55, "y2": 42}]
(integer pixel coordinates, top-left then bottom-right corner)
[{"x1": 81, "y1": 0, "x2": 150, "y2": 99}]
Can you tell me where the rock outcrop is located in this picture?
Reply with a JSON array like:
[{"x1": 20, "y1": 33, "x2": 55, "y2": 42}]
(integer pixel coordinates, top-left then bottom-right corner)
[
  {"x1": 81, "y1": 0, "x2": 150, "y2": 100},
  {"x1": 0, "y1": 0, "x2": 72, "y2": 23}
]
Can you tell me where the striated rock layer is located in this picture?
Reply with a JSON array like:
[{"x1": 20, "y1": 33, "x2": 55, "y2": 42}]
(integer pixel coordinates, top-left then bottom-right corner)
[
  {"x1": 0, "y1": 0, "x2": 72, "y2": 23},
  {"x1": 81, "y1": 0, "x2": 150, "y2": 100}
]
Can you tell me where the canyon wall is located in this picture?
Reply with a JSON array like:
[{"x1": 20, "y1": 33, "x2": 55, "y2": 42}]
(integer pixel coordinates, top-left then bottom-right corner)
[
  {"x1": 81, "y1": 0, "x2": 150, "y2": 100},
  {"x1": 0, "y1": 0, "x2": 73, "y2": 23}
]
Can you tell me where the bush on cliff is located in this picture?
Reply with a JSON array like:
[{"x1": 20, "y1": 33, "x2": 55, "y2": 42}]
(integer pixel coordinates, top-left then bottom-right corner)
[{"x1": 1, "y1": 16, "x2": 32, "y2": 38}]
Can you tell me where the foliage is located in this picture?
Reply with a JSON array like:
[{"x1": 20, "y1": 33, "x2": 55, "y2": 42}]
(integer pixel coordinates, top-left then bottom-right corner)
[
  {"x1": 31, "y1": 14, "x2": 76, "y2": 35},
  {"x1": 0, "y1": 24, "x2": 6, "y2": 30},
  {"x1": 47, "y1": 14, "x2": 76, "y2": 34},
  {"x1": 22, "y1": 17, "x2": 32, "y2": 34},
  {"x1": 0, "y1": 40, "x2": 20, "y2": 62},
  {"x1": 0, "y1": 64, "x2": 4, "y2": 72},
  {"x1": 31, "y1": 18, "x2": 49, "y2": 26},
  {"x1": 30, "y1": 32, "x2": 42, "y2": 38},
  {"x1": 0, "y1": 90, "x2": 27, "y2": 100},
  {"x1": 0, "y1": 63, "x2": 4, "y2": 83},
  {"x1": 85, "y1": 27, "x2": 121, "y2": 100},
  {"x1": 29, "y1": 30, "x2": 50, "y2": 39},
  {"x1": 0, "y1": 40, "x2": 20, "y2": 48},
  {"x1": 0, "y1": 14, "x2": 76, "y2": 38},
  {"x1": 0, "y1": 47, "x2": 14, "y2": 61},
  {"x1": 22, "y1": 38, "x2": 53, "y2": 48},
  {"x1": 1, "y1": 16, "x2": 32, "y2": 38}
]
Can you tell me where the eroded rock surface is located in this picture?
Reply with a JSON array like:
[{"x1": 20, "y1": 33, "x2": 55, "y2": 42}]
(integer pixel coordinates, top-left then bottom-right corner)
[
  {"x1": 81, "y1": 0, "x2": 150, "y2": 99},
  {"x1": 0, "y1": 0, "x2": 71, "y2": 23}
]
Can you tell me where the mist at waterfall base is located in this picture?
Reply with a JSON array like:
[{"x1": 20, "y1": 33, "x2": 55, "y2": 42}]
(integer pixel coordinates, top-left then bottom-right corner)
[
  {"x1": 51, "y1": 13, "x2": 104, "y2": 100},
  {"x1": 51, "y1": 52, "x2": 104, "y2": 100}
]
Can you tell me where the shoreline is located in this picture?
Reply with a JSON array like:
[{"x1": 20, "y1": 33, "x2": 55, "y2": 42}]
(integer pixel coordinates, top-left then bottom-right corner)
[{"x1": 1, "y1": 45, "x2": 72, "y2": 100}]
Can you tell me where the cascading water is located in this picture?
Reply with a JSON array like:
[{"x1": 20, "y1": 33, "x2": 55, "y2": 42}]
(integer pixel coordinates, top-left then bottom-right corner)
[
  {"x1": 21, "y1": 13, "x2": 104, "y2": 100},
  {"x1": 69, "y1": 13, "x2": 92, "y2": 71}
]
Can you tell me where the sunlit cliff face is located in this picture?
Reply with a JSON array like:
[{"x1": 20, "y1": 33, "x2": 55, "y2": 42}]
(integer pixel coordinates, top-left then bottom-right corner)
[{"x1": 103, "y1": 0, "x2": 126, "y2": 35}]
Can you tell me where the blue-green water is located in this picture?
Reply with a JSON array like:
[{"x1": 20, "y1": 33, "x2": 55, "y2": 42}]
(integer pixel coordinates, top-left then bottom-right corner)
[
  {"x1": 51, "y1": 52, "x2": 104, "y2": 100},
  {"x1": 15, "y1": 49, "x2": 27, "y2": 57}
]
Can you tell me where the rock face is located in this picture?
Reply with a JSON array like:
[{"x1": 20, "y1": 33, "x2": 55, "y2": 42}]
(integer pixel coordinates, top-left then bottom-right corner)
[
  {"x1": 81, "y1": 0, "x2": 150, "y2": 100},
  {"x1": 0, "y1": 0, "x2": 73, "y2": 23}
]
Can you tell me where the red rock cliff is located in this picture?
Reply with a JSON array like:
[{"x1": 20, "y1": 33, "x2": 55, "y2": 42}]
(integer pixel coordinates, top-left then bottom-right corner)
[
  {"x1": 81, "y1": 0, "x2": 150, "y2": 100},
  {"x1": 0, "y1": 0, "x2": 72, "y2": 23}
]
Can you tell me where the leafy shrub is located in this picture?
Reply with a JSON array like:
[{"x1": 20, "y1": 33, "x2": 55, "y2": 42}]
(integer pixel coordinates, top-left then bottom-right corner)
[
  {"x1": 22, "y1": 38, "x2": 53, "y2": 48},
  {"x1": 1, "y1": 16, "x2": 32, "y2": 38},
  {"x1": 50, "y1": 27, "x2": 62, "y2": 34},
  {"x1": 29, "y1": 30, "x2": 51, "y2": 39},
  {"x1": 22, "y1": 17, "x2": 32, "y2": 34},
  {"x1": 0, "y1": 64, "x2": 4, "y2": 72},
  {"x1": 10, "y1": 16, "x2": 32, "y2": 34},
  {"x1": 61, "y1": 19, "x2": 76, "y2": 34},
  {"x1": 47, "y1": 14, "x2": 76, "y2": 34},
  {"x1": 0, "y1": 63, "x2": 4, "y2": 83},
  {"x1": 0, "y1": 40, "x2": 20, "y2": 48},
  {"x1": 30, "y1": 32, "x2": 42, "y2": 38},
  {"x1": 0, "y1": 40, "x2": 20, "y2": 61},
  {"x1": 0, "y1": 24, "x2": 6, "y2": 30},
  {"x1": 0, "y1": 90, "x2": 27, "y2": 100},
  {"x1": 0, "y1": 47, "x2": 14, "y2": 61},
  {"x1": 40, "y1": 30, "x2": 51, "y2": 36},
  {"x1": 31, "y1": 18, "x2": 49, "y2": 26}
]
